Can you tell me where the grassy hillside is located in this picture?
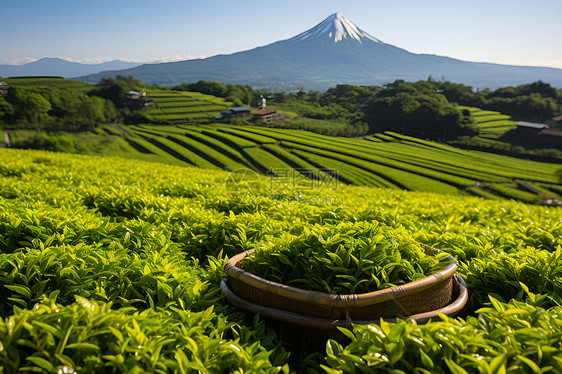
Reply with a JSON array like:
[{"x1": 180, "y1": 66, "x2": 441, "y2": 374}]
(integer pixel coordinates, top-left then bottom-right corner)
[
  {"x1": 6, "y1": 123, "x2": 561, "y2": 203},
  {"x1": 5, "y1": 121, "x2": 561, "y2": 203},
  {"x1": 144, "y1": 89, "x2": 232, "y2": 123},
  {"x1": 88, "y1": 124, "x2": 562, "y2": 203},
  {"x1": 1, "y1": 148, "x2": 561, "y2": 372},
  {"x1": 5, "y1": 76, "x2": 95, "y2": 93},
  {"x1": 452, "y1": 105, "x2": 562, "y2": 160},
  {"x1": 0, "y1": 77, "x2": 236, "y2": 128},
  {"x1": 2, "y1": 78, "x2": 560, "y2": 203}
]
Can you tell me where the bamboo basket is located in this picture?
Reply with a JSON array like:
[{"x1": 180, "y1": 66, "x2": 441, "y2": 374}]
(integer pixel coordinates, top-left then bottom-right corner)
[
  {"x1": 221, "y1": 274, "x2": 467, "y2": 331},
  {"x1": 222, "y1": 245, "x2": 466, "y2": 326}
]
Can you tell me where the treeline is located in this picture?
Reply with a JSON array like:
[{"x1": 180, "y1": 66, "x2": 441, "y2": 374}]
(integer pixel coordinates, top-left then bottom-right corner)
[
  {"x1": 2, "y1": 75, "x2": 560, "y2": 140},
  {"x1": 273, "y1": 84, "x2": 378, "y2": 119},
  {"x1": 0, "y1": 75, "x2": 155, "y2": 131},
  {"x1": 172, "y1": 81, "x2": 255, "y2": 107},
  {"x1": 267, "y1": 79, "x2": 561, "y2": 138},
  {"x1": 268, "y1": 85, "x2": 375, "y2": 136},
  {"x1": 270, "y1": 82, "x2": 475, "y2": 139},
  {"x1": 90, "y1": 76, "x2": 156, "y2": 124},
  {"x1": 0, "y1": 85, "x2": 119, "y2": 131},
  {"x1": 362, "y1": 80, "x2": 475, "y2": 140},
  {"x1": 0, "y1": 86, "x2": 117, "y2": 131},
  {"x1": 433, "y1": 80, "x2": 562, "y2": 122}
]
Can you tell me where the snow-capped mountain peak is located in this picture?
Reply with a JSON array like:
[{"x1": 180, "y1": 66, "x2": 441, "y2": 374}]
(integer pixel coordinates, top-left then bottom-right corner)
[{"x1": 289, "y1": 13, "x2": 382, "y2": 44}]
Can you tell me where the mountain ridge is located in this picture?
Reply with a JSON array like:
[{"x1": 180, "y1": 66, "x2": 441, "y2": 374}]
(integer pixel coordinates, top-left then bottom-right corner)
[
  {"x1": 0, "y1": 58, "x2": 141, "y2": 79},
  {"x1": 72, "y1": 13, "x2": 562, "y2": 90}
]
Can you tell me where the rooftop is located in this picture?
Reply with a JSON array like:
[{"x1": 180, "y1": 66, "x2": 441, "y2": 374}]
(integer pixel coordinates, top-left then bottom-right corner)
[
  {"x1": 231, "y1": 107, "x2": 250, "y2": 112},
  {"x1": 255, "y1": 109, "x2": 277, "y2": 115},
  {"x1": 515, "y1": 121, "x2": 549, "y2": 129}
]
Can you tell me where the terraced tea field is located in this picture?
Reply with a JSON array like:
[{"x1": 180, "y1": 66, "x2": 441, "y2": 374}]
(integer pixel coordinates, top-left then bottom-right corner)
[
  {"x1": 1, "y1": 148, "x2": 561, "y2": 373},
  {"x1": 5, "y1": 76, "x2": 95, "y2": 93},
  {"x1": 459, "y1": 105, "x2": 517, "y2": 138},
  {"x1": 144, "y1": 89, "x2": 232, "y2": 123},
  {"x1": 118, "y1": 123, "x2": 561, "y2": 203}
]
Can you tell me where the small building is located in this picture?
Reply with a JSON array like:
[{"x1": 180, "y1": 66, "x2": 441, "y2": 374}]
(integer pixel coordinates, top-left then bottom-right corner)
[
  {"x1": 126, "y1": 91, "x2": 154, "y2": 110},
  {"x1": 508, "y1": 121, "x2": 562, "y2": 146},
  {"x1": 552, "y1": 114, "x2": 562, "y2": 123},
  {"x1": 127, "y1": 90, "x2": 148, "y2": 100},
  {"x1": 512, "y1": 121, "x2": 549, "y2": 136},
  {"x1": 0, "y1": 82, "x2": 8, "y2": 94},
  {"x1": 515, "y1": 121, "x2": 549, "y2": 130},
  {"x1": 221, "y1": 107, "x2": 251, "y2": 118},
  {"x1": 254, "y1": 109, "x2": 285, "y2": 123}
]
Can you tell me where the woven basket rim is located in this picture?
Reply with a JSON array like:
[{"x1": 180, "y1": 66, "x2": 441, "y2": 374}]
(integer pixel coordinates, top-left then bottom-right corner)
[
  {"x1": 220, "y1": 274, "x2": 468, "y2": 330},
  {"x1": 224, "y1": 244, "x2": 457, "y2": 308}
]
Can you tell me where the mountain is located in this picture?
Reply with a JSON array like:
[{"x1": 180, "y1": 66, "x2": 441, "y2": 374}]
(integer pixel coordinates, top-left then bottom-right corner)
[
  {"x1": 76, "y1": 13, "x2": 562, "y2": 90},
  {"x1": 0, "y1": 58, "x2": 141, "y2": 79}
]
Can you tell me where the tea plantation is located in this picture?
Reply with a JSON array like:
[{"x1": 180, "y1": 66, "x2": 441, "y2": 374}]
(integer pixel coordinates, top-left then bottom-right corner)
[
  {"x1": 143, "y1": 89, "x2": 232, "y2": 123},
  {"x1": 108, "y1": 123, "x2": 562, "y2": 203},
  {"x1": 1, "y1": 148, "x2": 561, "y2": 373},
  {"x1": 459, "y1": 106, "x2": 516, "y2": 139}
]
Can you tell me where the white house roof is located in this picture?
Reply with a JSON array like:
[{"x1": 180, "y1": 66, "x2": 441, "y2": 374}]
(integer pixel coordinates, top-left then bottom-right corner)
[{"x1": 515, "y1": 121, "x2": 549, "y2": 129}]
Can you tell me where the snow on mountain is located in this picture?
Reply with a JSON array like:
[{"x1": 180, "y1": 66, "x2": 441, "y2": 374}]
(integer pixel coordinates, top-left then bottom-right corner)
[
  {"x1": 288, "y1": 13, "x2": 382, "y2": 44},
  {"x1": 76, "y1": 13, "x2": 562, "y2": 90}
]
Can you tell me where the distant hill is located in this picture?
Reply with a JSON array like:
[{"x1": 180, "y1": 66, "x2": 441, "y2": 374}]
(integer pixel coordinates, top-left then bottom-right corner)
[
  {"x1": 76, "y1": 13, "x2": 562, "y2": 91},
  {"x1": 0, "y1": 58, "x2": 141, "y2": 79}
]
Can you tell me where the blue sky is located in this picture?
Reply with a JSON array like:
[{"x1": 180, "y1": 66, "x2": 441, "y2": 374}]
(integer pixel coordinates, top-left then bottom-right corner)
[{"x1": 2, "y1": 0, "x2": 562, "y2": 68}]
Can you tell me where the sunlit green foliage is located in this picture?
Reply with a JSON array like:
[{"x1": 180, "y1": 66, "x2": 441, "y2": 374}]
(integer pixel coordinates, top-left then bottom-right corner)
[
  {"x1": 240, "y1": 222, "x2": 451, "y2": 294},
  {"x1": 173, "y1": 80, "x2": 254, "y2": 107},
  {"x1": 323, "y1": 297, "x2": 562, "y2": 373},
  {"x1": 2, "y1": 79, "x2": 117, "y2": 130},
  {"x1": 435, "y1": 80, "x2": 562, "y2": 122},
  {"x1": 144, "y1": 89, "x2": 231, "y2": 123},
  {"x1": 363, "y1": 80, "x2": 475, "y2": 140},
  {"x1": 0, "y1": 148, "x2": 561, "y2": 373},
  {"x1": 457, "y1": 106, "x2": 516, "y2": 138}
]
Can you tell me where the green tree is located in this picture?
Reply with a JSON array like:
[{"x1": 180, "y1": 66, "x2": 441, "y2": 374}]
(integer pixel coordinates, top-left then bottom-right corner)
[
  {"x1": 320, "y1": 84, "x2": 379, "y2": 110},
  {"x1": 517, "y1": 81, "x2": 558, "y2": 99},
  {"x1": 6, "y1": 87, "x2": 52, "y2": 122},
  {"x1": 172, "y1": 81, "x2": 255, "y2": 106},
  {"x1": 77, "y1": 96, "x2": 107, "y2": 129},
  {"x1": 364, "y1": 81, "x2": 475, "y2": 140},
  {"x1": 0, "y1": 96, "x2": 14, "y2": 120},
  {"x1": 90, "y1": 75, "x2": 141, "y2": 109}
]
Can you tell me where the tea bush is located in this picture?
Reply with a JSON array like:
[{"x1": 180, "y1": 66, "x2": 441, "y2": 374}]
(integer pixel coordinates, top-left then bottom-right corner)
[
  {"x1": 1, "y1": 148, "x2": 561, "y2": 373},
  {"x1": 240, "y1": 222, "x2": 451, "y2": 294}
]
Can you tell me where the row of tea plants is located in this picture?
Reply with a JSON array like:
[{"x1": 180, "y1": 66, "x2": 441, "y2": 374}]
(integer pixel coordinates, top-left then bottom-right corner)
[{"x1": 0, "y1": 148, "x2": 561, "y2": 373}]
